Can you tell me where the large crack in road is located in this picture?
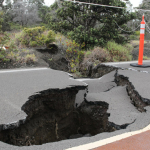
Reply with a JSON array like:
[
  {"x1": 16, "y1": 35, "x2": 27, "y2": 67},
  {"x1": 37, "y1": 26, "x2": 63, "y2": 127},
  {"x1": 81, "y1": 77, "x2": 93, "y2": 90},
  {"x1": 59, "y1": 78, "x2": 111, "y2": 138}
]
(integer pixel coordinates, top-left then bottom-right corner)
[{"x1": 0, "y1": 66, "x2": 150, "y2": 149}]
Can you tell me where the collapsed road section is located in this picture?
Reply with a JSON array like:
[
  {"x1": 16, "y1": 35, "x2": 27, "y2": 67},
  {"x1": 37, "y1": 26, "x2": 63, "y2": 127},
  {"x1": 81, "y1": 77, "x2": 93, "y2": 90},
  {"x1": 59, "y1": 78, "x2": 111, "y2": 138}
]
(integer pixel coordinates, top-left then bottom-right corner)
[
  {"x1": 1, "y1": 64, "x2": 150, "y2": 150},
  {"x1": 0, "y1": 68, "x2": 114, "y2": 147}
]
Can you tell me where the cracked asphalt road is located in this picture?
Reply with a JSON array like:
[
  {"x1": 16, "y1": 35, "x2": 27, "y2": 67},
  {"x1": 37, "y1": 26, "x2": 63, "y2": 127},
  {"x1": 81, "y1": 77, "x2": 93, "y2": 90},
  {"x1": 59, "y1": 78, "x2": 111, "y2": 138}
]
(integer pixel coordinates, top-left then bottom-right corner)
[{"x1": 1, "y1": 60, "x2": 150, "y2": 150}]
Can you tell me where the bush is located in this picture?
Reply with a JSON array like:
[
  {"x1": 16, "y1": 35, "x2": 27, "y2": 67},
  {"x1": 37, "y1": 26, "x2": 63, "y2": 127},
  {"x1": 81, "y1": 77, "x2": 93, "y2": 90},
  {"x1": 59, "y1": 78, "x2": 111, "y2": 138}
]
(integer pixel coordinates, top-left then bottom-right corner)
[
  {"x1": 10, "y1": 22, "x2": 23, "y2": 31},
  {"x1": 45, "y1": 30, "x2": 55, "y2": 46},
  {"x1": 29, "y1": 41, "x2": 38, "y2": 47},
  {"x1": 80, "y1": 47, "x2": 111, "y2": 73},
  {"x1": 25, "y1": 54, "x2": 37, "y2": 64},
  {"x1": 85, "y1": 51, "x2": 92, "y2": 57},
  {"x1": 55, "y1": 34, "x2": 85, "y2": 73},
  {"x1": 143, "y1": 56, "x2": 150, "y2": 60},
  {"x1": 66, "y1": 42, "x2": 84, "y2": 72},
  {"x1": 135, "y1": 31, "x2": 140, "y2": 36},
  {"x1": 16, "y1": 26, "x2": 47, "y2": 47},
  {"x1": 106, "y1": 41, "x2": 132, "y2": 62},
  {"x1": 130, "y1": 34, "x2": 139, "y2": 40},
  {"x1": 0, "y1": 11, "x2": 10, "y2": 62},
  {"x1": 16, "y1": 27, "x2": 56, "y2": 48}
]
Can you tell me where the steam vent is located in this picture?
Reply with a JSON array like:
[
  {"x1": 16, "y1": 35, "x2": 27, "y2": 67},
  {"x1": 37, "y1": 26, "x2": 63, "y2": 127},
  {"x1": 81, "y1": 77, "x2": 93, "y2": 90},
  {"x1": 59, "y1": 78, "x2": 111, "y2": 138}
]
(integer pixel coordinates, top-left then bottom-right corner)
[{"x1": 1, "y1": 62, "x2": 150, "y2": 150}]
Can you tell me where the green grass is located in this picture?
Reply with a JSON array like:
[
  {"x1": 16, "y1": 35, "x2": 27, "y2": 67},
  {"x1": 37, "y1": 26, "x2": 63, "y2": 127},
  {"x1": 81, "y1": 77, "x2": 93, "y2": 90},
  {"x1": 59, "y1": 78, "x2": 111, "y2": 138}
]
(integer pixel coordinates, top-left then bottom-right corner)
[{"x1": 105, "y1": 41, "x2": 132, "y2": 62}]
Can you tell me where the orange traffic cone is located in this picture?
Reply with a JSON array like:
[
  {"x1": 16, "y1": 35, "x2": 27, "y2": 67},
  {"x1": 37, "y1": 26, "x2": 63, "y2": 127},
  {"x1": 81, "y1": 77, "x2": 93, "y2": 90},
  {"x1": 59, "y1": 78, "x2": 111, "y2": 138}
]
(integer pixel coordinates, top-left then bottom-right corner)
[{"x1": 130, "y1": 15, "x2": 150, "y2": 68}]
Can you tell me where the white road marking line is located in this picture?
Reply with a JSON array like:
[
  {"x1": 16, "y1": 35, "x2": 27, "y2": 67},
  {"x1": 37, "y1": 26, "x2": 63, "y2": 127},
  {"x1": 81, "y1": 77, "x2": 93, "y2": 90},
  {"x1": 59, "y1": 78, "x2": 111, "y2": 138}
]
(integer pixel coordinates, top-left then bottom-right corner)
[
  {"x1": 102, "y1": 60, "x2": 150, "y2": 65},
  {"x1": 75, "y1": 78, "x2": 102, "y2": 81},
  {"x1": 0, "y1": 68, "x2": 49, "y2": 73},
  {"x1": 66, "y1": 123, "x2": 150, "y2": 150}
]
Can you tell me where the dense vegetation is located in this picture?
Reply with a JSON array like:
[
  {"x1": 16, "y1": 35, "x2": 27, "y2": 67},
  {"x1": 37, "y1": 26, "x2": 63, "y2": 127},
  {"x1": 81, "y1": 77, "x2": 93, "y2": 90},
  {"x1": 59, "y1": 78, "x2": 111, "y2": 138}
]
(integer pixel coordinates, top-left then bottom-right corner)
[
  {"x1": 49, "y1": 0, "x2": 136, "y2": 49},
  {"x1": 0, "y1": 0, "x2": 146, "y2": 75}
]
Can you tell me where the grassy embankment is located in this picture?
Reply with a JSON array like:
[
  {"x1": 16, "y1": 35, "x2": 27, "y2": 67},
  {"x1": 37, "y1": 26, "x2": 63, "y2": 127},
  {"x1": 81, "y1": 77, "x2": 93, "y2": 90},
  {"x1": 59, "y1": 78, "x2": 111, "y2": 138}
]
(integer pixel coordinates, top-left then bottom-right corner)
[{"x1": 2, "y1": 26, "x2": 150, "y2": 76}]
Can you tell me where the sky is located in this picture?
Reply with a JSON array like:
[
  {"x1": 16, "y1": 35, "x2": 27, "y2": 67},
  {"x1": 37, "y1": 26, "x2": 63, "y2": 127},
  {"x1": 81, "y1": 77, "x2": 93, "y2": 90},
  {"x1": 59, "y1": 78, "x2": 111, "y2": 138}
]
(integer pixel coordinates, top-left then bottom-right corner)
[{"x1": 44, "y1": 0, "x2": 143, "y2": 7}]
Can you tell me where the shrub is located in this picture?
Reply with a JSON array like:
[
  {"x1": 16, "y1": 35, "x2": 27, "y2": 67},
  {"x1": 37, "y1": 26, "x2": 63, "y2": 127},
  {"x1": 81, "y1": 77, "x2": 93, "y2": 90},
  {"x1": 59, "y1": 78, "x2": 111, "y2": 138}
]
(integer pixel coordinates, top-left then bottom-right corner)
[
  {"x1": 106, "y1": 41, "x2": 132, "y2": 62},
  {"x1": 0, "y1": 11, "x2": 11, "y2": 62},
  {"x1": 55, "y1": 33, "x2": 85, "y2": 73},
  {"x1": 7, "y1": 51, "x2": 20, "y2": 61},
  {"x1": 10, "y1": 22, "x2": 22, "y2": 31},
  {"x1": 91, "y1": 47, "x2": 111, "y2": 63},
  {"x1": 80, "y1": 47, "x2": 111, "y2": 74},
  {"x1": 25, "y1": 54, "x2": 37, "y2": 64},
  {"x1": 135, "y1": 31, "x2": 140, "y2": 36},
  {"x1": 29, "y1": 41, "x2": 38, "y2": 47},
  {"x1": 45, "y1": 30, "x2": 56, "y2": 46},
  {"x1": 85, "y1": 51, "x2": 92, "y2": 57},
  {"x1": 16, "y1": 26, "x2": 47, "y2": 47},
  {"x1": 143, "y1": 56, "x2": 150, "y2": 60}
]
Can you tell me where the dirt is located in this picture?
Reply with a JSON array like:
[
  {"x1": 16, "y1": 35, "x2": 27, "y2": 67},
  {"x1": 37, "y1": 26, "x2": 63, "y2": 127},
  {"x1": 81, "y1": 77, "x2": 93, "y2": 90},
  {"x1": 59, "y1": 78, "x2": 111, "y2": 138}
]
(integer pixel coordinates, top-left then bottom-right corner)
[{"x1": 0, "y1": 46, "x2": 69, "y2": 72}]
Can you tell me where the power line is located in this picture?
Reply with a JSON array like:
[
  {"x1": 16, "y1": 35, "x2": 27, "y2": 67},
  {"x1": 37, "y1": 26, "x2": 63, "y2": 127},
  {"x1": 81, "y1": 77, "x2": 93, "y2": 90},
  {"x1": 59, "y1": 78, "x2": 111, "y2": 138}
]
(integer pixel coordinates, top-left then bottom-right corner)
[
  {"x1": 64, "y1": 0, "x2": 150, "y2": 12},
  {"x1": 64, "y1": 0, "x2": 125, "y2": 9}
]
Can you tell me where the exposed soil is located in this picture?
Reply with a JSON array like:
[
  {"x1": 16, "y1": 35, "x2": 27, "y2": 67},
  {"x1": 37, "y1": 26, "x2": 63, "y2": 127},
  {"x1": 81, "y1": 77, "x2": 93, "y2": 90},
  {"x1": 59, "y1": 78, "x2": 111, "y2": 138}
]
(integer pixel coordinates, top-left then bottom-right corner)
[{"x1": 0, "y1": 46, "x2": 69, "y2": 72}]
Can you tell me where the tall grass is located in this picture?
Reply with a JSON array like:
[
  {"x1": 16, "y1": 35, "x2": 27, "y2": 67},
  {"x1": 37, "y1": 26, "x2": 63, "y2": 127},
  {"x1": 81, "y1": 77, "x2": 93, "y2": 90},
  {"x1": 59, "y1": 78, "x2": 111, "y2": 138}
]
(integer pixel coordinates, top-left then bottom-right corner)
[{"x1": 106, "y1": 41, "x2": 132, "y2": 62}]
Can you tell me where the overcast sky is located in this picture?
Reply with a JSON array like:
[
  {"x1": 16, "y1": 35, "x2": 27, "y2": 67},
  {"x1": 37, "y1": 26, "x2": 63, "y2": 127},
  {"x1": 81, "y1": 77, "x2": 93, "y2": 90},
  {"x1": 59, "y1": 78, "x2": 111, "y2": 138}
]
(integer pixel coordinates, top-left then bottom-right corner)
[{"x1": 44, "y1": 0, "x2": 143, "y2": 7}]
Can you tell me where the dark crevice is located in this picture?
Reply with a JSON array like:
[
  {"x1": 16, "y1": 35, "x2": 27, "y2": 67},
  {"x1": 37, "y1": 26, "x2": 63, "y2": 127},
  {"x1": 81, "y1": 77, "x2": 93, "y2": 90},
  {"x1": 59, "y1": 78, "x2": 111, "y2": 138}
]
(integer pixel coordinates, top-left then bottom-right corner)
[
  {"x1": 0, "y1": 66, "x2": 147, "y2": 147},
  {"x1": 104, "y1": 85, "x2": 116, "y2": 92},
  {"x1": 0, "y1": 85, "x2": 116, "y2": 146},
  {"x1": 108, "y1": 119, "x2": 136, "y2": 130},
  {"x1": 115, "y1": 70, "x2": 149, "y2": 112}
]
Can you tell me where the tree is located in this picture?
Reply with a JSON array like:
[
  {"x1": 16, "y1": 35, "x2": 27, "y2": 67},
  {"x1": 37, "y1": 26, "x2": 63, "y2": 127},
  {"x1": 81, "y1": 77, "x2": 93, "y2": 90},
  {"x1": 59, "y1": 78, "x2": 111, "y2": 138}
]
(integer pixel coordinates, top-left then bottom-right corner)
[
  {"x1": 49, "y1": 0, "x2": 136, "y2": 48},
  {"x1": 135, "y1": 0, "x2": 150, "y2": 38},
  {"x1": 38, "y1": 5, "x2": 50, "y2": 24},
  {"x1": 12, "y1": 0, "x2": 41, "y2": 26},
  {"x1": 0, "y1": 0, "x2": 12, "y2": 31},
  {"x1": 137, "y1": 0, "x2": 150, "y2": 24},
  {"x1": 0, "y1": 0, "x2": 4, "y2": 8}
]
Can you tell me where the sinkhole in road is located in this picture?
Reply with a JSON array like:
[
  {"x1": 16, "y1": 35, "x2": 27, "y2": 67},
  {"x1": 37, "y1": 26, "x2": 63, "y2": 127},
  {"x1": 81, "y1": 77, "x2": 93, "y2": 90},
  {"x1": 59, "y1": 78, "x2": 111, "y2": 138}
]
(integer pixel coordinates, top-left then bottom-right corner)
[
  {"x1": 0, "y1": 87, "x2": 119, "y2": 146},
  {"x1": 0, "y1": 69, "x2": 147, "y2": 147}
]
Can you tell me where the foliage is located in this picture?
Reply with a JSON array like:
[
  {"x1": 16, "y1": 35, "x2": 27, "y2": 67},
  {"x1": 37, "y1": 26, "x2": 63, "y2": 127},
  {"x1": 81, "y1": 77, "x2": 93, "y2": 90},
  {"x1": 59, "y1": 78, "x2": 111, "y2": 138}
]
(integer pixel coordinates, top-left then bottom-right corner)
[
  {"x1": 11, "y1": 0, "x2": 41, "y2": 26},
  {"x1": 25, "y1": 54, "x2": 37, "y2": 64},
  {"x1": 10, "y1": 22, "x2": 22, "y2": 31},
  {"x1": 130, "y1": 30, "x2": 140, "y2": 40},
  {"x1": 130, "y1": 35, "x2": 137, "y2": 40},
  {"x1": 16, "y1": 26, "x2": 45, "y2": 47},
  {"x1": 0, "y1": 0, "x2": 12, "y2": 31},
  {"x1": 0, "y1": 11, "x2": 10, "y2": 61},
  {"x1": 49, "y1": 0, "x2": 136, "y2": 49},
  {"x1": 105, "y1": 41, "x2": 132, "y2": 61},
  {"x1": 55, "y1": 33, "x2": 85, "y2": 72},
  {"x1": 85, "y1": 51, "x2": 92, "y2": 57},
  {"x1": 16, "y1": 26, "x2": 56, "y2": 48},
  {"x1": 143, "y1": 56, "x2": 150, "y2": 60},
  {"x1": 135, "y1": 31, "x2": 140, "y2": 36},
  {"x1": 0, "y1": 10, "x2": 21, "y2": 63},
  {"x1": 38, "y1": 5, "x2": 51, "y2": 24},
  {"x1": 45, "y1": 30, "x2": 56, "y2": 46}
]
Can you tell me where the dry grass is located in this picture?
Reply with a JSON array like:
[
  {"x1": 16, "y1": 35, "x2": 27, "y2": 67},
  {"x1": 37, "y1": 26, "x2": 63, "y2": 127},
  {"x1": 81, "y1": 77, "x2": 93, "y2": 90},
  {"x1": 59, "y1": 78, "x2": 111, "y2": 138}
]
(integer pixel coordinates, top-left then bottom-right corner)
[
  {"x1": 130, "y1": 40, "x2": 147, "y2": 47},
  {"x1": 2, "y1": 30, "x2": 38, "y2": 64},
  {"x1": 143, "y1": 56, "x2": 150, "y2": 60}
]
